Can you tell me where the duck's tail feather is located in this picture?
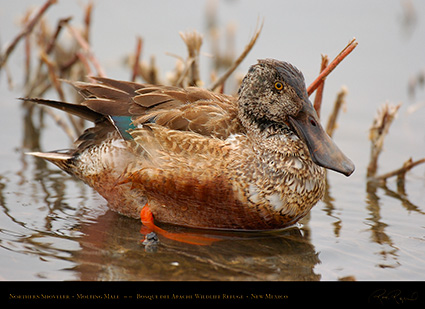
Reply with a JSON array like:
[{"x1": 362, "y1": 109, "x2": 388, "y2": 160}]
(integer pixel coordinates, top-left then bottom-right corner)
[
  {"x1": 27, "y1": 151, "x2": 74, "y2": 173},
  {"x1": 19, "y1": 98, "x2": 101, "y2": 122}
]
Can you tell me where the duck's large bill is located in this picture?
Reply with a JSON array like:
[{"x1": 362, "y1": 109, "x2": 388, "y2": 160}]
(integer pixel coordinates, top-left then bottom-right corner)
[{"x1": 288, "y1": 100, "x2": 355, "y2": 176}]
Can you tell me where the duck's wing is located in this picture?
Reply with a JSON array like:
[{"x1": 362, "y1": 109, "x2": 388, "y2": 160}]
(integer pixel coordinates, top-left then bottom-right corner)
[{"x1": 76, "y1": 77, "x2": 242, "y2": 139}]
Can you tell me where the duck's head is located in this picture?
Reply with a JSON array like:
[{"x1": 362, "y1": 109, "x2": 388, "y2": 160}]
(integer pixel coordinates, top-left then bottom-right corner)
[{"x1": 238, "y1": 58, "x2": 355, "y2": 176}]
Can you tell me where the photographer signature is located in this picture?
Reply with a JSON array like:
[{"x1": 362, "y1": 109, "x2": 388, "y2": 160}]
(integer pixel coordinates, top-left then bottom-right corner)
[{"x1": 369, "y1": 289, "x2": 418, "y2": 304}]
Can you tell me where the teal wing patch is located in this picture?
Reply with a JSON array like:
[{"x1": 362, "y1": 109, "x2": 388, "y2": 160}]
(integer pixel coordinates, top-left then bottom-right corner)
[{"x1": 109, "y1": 116, "x2": 136, "y2": 140}]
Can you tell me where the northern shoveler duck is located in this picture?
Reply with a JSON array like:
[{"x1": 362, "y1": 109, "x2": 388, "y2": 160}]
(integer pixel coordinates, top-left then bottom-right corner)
[{"x1": 26, "y1": 59, "x2": 354, "y2": 234}]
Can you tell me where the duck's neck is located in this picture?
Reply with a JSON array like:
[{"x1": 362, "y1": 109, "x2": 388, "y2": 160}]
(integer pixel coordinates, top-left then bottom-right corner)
[
  {"x1": 238, "y1": 109, "x2": 321, "y2": 176},
  {"x1": 233, "y1": 112, "x2": 326, "y2": 225},
  {"x1": 238, "y1": 109, "x2": 296, "y2": 148}
]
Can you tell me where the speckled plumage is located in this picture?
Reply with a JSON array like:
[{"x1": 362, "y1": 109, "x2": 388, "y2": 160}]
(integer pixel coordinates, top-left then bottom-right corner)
[{"x1": 26, "y1": 59, "x2": 354, "y2": 230}]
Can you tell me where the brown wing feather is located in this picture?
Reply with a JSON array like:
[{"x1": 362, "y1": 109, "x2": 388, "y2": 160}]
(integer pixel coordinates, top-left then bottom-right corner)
[
  {"x1": 133, "y1": 93, "x2": 174, "y2": 107},
  {"x1": 83, "y1": 99, "x2": 132, "y2": 116},
  {"x1": 70, "y1": 77, "x2": 242, "y2": 139},
  {"x1": 91, "y1": 76, "x2": 150, "y2": 94}
]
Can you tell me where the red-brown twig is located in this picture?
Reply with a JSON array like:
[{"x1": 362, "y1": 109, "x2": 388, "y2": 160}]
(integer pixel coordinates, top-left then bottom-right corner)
[
  {"x1": 83, "y1": 1, "x2": 93, "y2": 42},
  {"x1": 66, "y1": 23, "x2": 106, "y2": 77},
  {"x1": 39, "y1": 50, "x2": 65, "y2": 100},
  {"x1": 0, "y1": 0, "x2": 57, "y2": 70},
  {"x1": 24, "y1": 28, "x2": 32, "y2": 85},
  {"x1": 307, "y1": 38, "x2": 358, "y2": 96},
  {"x1": 131, "y1": 36, "x2": 143, "y2": 82},
  {"x1": 75, "y1": 51, "x2": 94, "y2": 77},
  {"x1": 313, "y1": 54, "x2": 329, "y2": 117},
  {"x1": 45, "y1": 17, "x2": 72, "y2": 55}
]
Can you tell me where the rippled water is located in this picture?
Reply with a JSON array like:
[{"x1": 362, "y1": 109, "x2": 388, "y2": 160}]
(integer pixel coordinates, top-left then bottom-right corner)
[{"x1": 1, "y1": 0, "x2": 424, "y2": 282}]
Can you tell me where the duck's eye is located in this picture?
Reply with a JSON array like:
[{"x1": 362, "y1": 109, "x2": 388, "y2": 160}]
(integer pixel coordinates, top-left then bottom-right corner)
[{"x1": 274, "y1": 81, "x2": 284, "y2": 91}]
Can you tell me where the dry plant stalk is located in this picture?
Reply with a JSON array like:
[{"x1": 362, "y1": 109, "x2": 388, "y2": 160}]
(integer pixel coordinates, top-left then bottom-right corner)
[
  {"x1": 39, "y1": 50, "x2": 64, "y2": 99},
  {"x1": 206, "y1": 0, "x2": 236, "y2": 72},
  {"x1": 209, "y1": 20, "x2": 263, "y2": 91},
  {"x1": 134, "y1": 51, "x2": 161, "y2": 85},
  {"x1": 375, "y1": 157, "x2": 425, "y2": 181},
  {"x1": 24, "y1": 17, "x2": 71, "y2": 98},
  {"x1": 66, "y1": 23, "x2": 106, "y2": 77},
  {"x1": 326, "y1": 86, "x2": 348, "y2": 137},
  {"x1": 178, "y1": 30, "x2": 203, "y2": 87},
  {"x1": 367, "y1": 102, "x2": 402, "y2": 178},
  {"x1": 9, "y1": 1, "x2": 97, "y2": 141},
  {"x1": 0, "y1": 0, "x2": 57, "y2": 71},
  {"x1": 41, "y1": 106, "x2": 77, "y2": 140},
  {"x1": 181, "y1": 31, "x2": 203, "y2": 86}
]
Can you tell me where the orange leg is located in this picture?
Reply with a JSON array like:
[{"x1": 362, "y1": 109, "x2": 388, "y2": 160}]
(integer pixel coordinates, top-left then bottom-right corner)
[{"x1": 140, "y1": 205, "x2": 221, "y2": 246}]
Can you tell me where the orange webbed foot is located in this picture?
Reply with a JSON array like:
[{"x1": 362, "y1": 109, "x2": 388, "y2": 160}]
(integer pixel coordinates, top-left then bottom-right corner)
[{"x1": 140, "y1": 205, "x2": 221, "y2": 246}]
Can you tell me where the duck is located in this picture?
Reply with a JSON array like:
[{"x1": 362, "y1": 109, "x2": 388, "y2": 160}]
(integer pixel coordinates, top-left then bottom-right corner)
[{"x1": 25, "y1": 58, "x2": 354, "y2": 235}]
